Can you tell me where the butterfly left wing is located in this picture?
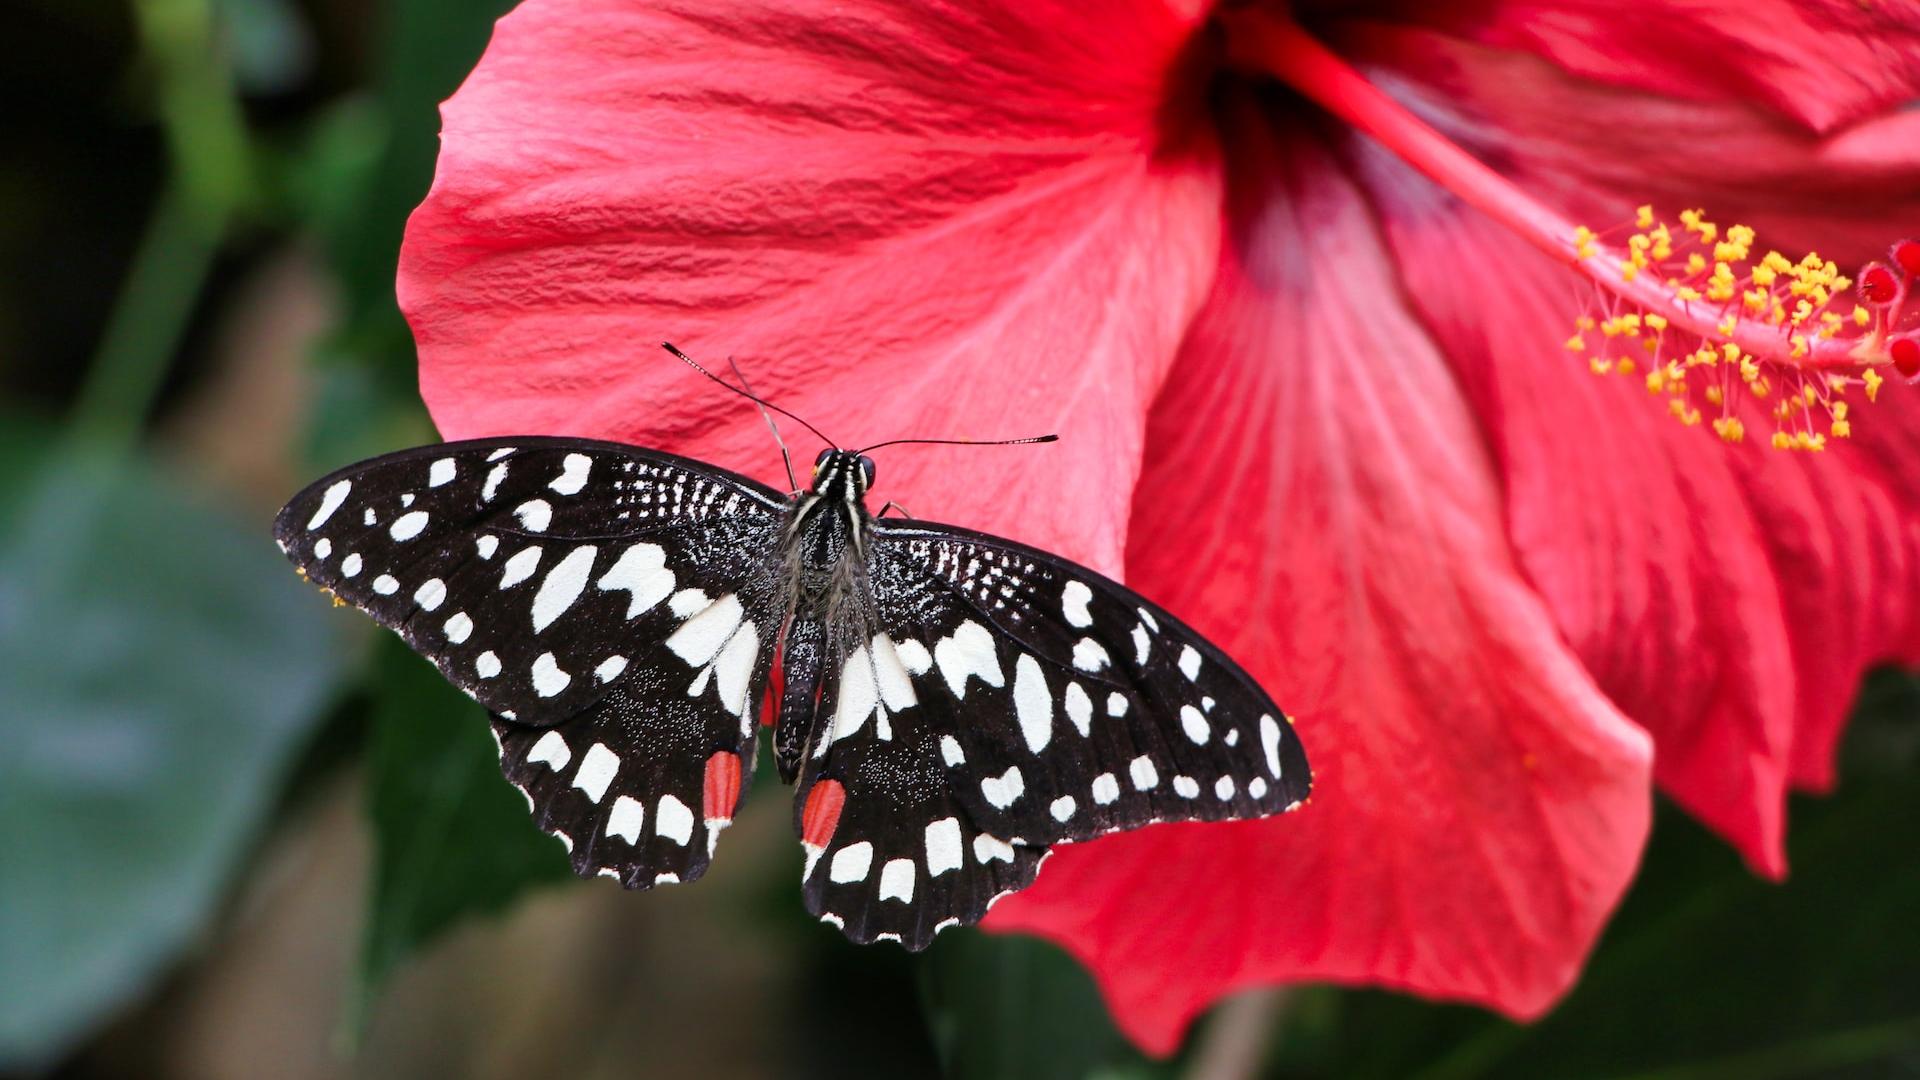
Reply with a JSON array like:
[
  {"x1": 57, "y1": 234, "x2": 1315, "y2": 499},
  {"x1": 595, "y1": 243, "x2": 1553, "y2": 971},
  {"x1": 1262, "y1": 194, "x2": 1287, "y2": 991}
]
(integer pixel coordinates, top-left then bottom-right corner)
[
  {"x1": 792, "y1": 519, "x2": 1311, "y2": 947},
  {"x1": 275, "y1": 436, "x2": 791, "y2": 886}
]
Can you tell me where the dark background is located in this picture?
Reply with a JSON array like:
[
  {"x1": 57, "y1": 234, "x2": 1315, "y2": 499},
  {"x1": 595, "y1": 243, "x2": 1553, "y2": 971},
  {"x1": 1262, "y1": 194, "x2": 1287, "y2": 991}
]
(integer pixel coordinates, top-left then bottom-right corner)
[{"x1": 2, "y1": 2, "x2": 1916, "y2": 1077}]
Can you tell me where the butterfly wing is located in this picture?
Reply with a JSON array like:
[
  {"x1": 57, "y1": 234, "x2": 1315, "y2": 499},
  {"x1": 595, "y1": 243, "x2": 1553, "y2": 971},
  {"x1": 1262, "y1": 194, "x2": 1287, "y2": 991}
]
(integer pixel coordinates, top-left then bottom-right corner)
[
  {"x1": 792, "y1": 519, "x2": 1311, "y2": 946},
  {"x1": 276, "y1": 436, "x2": 790, "y2": 884}
]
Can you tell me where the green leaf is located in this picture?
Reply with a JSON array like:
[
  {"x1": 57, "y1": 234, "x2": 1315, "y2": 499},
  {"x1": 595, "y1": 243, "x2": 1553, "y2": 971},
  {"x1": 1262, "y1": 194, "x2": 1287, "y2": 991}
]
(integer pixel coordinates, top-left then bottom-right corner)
[
  {"x1": 354, "y1": 637, "x2": 570, "y2": 1028},
  {"x1": 920, "y1": 932, "x2": 1167, "y2": 1080},
  {"x1": 0, "y1": 427, "x2": 347, "y2": 1069},
  {"x1": 1269, "y1": 670, "x2": 1920, "y2": 1080}
]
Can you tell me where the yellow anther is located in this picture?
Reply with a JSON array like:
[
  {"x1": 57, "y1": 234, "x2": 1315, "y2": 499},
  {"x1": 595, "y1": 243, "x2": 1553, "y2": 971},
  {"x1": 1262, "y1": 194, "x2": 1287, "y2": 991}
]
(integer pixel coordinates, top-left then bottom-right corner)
[
  {"x1": 1566, "y1": 335, "x2": 1587, "y2": 352},
  {"x1": 1713, "y1": 417, "x2": 1745, "y2": 443},
  {"x1": 1718, "y1": 314, "x2": 1740, "y2": 336},
  {"x1": 1645, "y1": 313, "x2": 1669, "y2": 332},
  {"x1": 1618, "y1": 358, "x2": 1637, "y2": 375},
  {"x1": 1855, "y1": 305, "x2": 1872, "y2": 328},
  {"x1": 1646, "y1": 370, "x2": 1666, "y2": 394},
  {"x1": 1651, "y1": 225, "x2": 1673, "y2": 261},
  {"x1": 1687, "y1": 253, "x2": 1708, "y2": 275},
  {"x1": 1622, "y1": 263, "x2": 1640, "y2": 282},
  {"x1": 1636, "y1": 205, "x2": 1655, "y2": 228},
  {"x1": 1753, "y1": 377, "x2": 1772, "y2": 399},
  {"x1": 1705, "y1": 385, "x2": 1725, "y2": 406},
  {"x1": 1802, "y1": 384, "x2": 1818, "y2": 405},
  {"x1": 1763, "y1": 251, "x2": 1793, "y2": 274},
  {"x1": 1574, "y1": 225, "x2": 1597, "y2": 259},
  {"x1": 1722, "y1": 342, "x2": 1742, "y2": 366},
  {"x1": 1589, "y1": 357, "x2": 1613, "y2": 375},
  {"x1": 1832, "y1": 419, "x2": 1852, "y2": 438},
  {"x1": 1677, "y1": 285, "x2": 1703, "y2": 302},
  {"x1": 1751, "y1": 264, "x2": 1778, "y2": 287},
  {"x1": 1865, "y1": 369, "x2": 1884, "y2": 402},
  {"x1": 1791, "y1": 300, "x2": 1814, "y2": 326},
  {"x1": 1577, "y1": 316, "x2": 1597, "y2": 330},
  {"x1": 1772, "y1": 431, "x2": 1794, "y2": 450},
  {"x1": 1834, "y1": 402, "x2": 1849, "y2": 422},
  {"x1": 1790, "y1": 334, "x2": 1810, "y2": 358}
]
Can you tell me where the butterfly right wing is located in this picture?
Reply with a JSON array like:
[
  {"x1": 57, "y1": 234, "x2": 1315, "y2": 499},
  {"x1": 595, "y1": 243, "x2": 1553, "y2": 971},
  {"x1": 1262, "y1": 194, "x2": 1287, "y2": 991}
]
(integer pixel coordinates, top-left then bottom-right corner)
[{"x1": 276, "y1": 436, "x2": 792, "y2": 886}]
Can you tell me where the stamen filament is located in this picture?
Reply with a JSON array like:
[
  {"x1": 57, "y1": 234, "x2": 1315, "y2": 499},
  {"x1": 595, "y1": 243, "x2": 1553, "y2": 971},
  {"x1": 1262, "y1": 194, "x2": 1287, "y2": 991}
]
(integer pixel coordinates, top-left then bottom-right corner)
[{"x1": 1226, "y1": 12, "x2": 1891, "y2": 376}]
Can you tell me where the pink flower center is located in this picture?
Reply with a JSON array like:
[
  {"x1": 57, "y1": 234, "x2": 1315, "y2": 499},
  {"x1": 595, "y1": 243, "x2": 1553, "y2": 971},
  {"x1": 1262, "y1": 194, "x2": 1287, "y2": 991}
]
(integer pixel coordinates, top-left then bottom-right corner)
[{"x1": 1222, "y1": 10, "x2": 1919, "y2": 450}]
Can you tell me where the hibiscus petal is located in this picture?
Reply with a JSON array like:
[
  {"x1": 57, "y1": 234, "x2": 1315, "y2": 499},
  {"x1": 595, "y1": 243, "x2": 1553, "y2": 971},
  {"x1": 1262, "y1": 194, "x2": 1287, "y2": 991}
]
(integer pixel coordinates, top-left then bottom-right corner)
[
  {"x1": 1336, "y1": 24, "x2": 1920, "y2": 860},
  {"x1": 1359, "y1": 0, "x2": 1920, "y2": 132},
  {"x1": 986, "y1": 100, "x2": 1654, "y2": 1055},
  {"x1": 399, "y1": 0, "x2": 1221, "y2": 569}
]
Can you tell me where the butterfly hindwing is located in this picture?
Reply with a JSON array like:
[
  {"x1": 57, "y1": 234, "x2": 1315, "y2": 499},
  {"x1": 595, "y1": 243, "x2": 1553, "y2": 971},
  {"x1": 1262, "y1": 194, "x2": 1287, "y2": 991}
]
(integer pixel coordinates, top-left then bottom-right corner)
[{"x1": 277, "y1": 436, "x2": 790, "y2": 885}]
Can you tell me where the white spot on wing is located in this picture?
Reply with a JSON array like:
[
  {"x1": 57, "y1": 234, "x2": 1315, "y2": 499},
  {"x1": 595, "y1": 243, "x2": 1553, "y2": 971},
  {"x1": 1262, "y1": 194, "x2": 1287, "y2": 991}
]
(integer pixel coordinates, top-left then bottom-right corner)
[
  {"x1": 894, "y1": 639, "x2": 932, "y2": 675},
  {"x1": 372, "y1": 574, "x2": 399, "y2": 595},
  {"x1": 714, "y1": 621, "x2": 760, "y2": 717},
  {"x1": 656, "y1": 795, "x2": 694, "y2": 845},
  {"x1": 531, "y1": 545, "x2": 597, "y2": 632},
  {"x1": 606, "y1": 796, "x2": 644, "y2": 842},
  {"x1": 414, "y1": 578, "x2": 447, "y2": 611},
  {"x1": 443, "y1": 612, "x2": 472, "y2": 643},
  {"x1": 527, "y1": 730, "x2": 570, "y2": 770},
  {"x1": 1178, "y1": 645, "x2": 1202, "y2": 681},
  {"x1": 514, "y1": 499, "x2": 553, "y2": 533},
  {"x1": 475, "y1": 651, "x2": 501, "y2": 678},
  {"x1": 1130, "y1": 755, "x2": 1159, "y2": 790},
  {"x1": 829, "y1": 841, "x2": 873, "y2": 883},
  {"x1": 476, "y1": 535, "x2": 498, "y2": 559},
  {"x1": 940, "y1": 735, "x2": 965, "y2": 766},
  {"x1": 428, "y1": 457, "x2": 456, "y2": 487},
  {"x1": 531, "y1": 653, "x2": 571, "y2": 697},
  {"x1": 1091, "y1": 773, "x2": 1120, "y2": 805},
  {"x1": 500, "y1": 546, "x2": 542, "y2": 589},
  {"x1": 925, "y1": 818, "x2": 963, "y2": 877},
  {"x1": 1071, "y1": 638, "x2": 1110, "y2": 673},
  {"x1": 1138, "y1": 608, "x2": 1159, "y2": 632},
  {"x1": 1107, "y1": 693, "x2": 1129, "y2": 717},
  {"x1": 594, "y1": 655, "x2": 628, "y2": 682},
  {"x1": 307, "y1": 480, "x2": 351, "y2": 530},
  {"x1": 1174, "y1": 775, "x2": 1200, "y2": 798},
  {"x1": 571, "y1": 743, "x2": 619, "y2": 803},
  {"x1": 340, "y1": 553, "x2": 362, "y2": 577},
  {"x1": 1249, "y1": 777, "x2": 1269, "y2": 799},
  {"x1": 668, "y1": 588, "x2": 709, "y2": 618},
  {"x1": 1061, "y1": 580, "x2": 1093, "y2": 627},
  {"x1": 550, "y1": 453, "x2": 591, "y2": 495},
  {"x1": 879, "y1": 858, "x2": 916, "y2": 903},
  {"x1": 1215, "y1": 776, "x2": 1236, "y2": 800},
  {"x1": 389, "y1": 509, "x2": 430, "y2": 542},
  {"x1": 972, "y1": 834, "x2": 1014, "y2": 864},
  {"x1": 313, "y1": 537, "x2": 331, "y2": 559},
  {"x1": 934, "y1": 621, "x2": 1003, "y2": 698},
  {"x1": 980, "y1": 765, "x2": 1024, "y2": 809},
  {"x1": 486, "y1": 447, "x2": 515, "y2": 461},
  {"x1": 668, "y1": 593, "x2": 743, "y2": 667},
  {"x1": 1013, "y1": 654, "x2": 1052, "y2": 753},
  {"x1": 1063, "y1": 682, "x2": 1092, "y2": 737},
  {"x1": 1050, "y1": 796, "x2": 1077, "y2": 822},
  {"x1": 482, "y1": 462, "x2": 508, "y2": 501},
  {"x1": 1261, "y1": 714, "x2": 1284, "y2": 777},
  {"x1": 1181, "y1": 705, "x2": 1210, "y2": 745},
  {"x1": 1132, "y1": 624, "x2": 1151, "y2": 665},
  {"x1": 600, "y1": 543, "x2": 674, "y2": 618}
]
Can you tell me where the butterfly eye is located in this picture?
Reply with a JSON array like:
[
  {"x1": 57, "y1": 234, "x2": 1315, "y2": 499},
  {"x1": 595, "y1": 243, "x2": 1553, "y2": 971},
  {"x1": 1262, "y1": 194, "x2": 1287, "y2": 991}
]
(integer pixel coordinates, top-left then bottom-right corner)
[
  {"x1": 813, "y1": 448, "x2": 834, "y2": 475},
  {"x1": 858, "y1": 456, "x2": 876, "y2": 488}
]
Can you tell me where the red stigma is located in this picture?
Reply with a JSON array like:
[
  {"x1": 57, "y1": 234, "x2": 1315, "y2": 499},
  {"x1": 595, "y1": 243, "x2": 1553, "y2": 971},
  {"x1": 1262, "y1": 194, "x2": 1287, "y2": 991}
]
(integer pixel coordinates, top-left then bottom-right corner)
[
  {"x1": 1893, "y1": 337, "x2": 1920, "y2": 380},
  {"x1": 703, "y1": 750, "x2": 743, "y2": 821},
  {"x1": 1860, "y1": 263, "x2": 1900, "y2": 305},
  {"x1": 1894, "y1": 240, "x2": 1920, "y2": 279},
  {"x1": 801, "y1": 778, "x2": 846, "y2": 847}
]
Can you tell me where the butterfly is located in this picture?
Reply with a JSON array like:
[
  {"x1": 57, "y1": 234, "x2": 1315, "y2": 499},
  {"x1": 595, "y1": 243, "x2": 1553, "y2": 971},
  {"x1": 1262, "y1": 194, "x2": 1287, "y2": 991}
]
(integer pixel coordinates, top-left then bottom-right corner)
[{"x1": 274, "y1": 347, "x2": 1311, "y2": 948}]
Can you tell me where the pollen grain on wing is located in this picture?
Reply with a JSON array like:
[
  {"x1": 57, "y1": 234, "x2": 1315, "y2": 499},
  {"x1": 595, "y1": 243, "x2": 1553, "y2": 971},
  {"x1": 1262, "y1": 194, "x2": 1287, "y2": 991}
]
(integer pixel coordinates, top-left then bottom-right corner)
[{"x1": 1567, "y1": 219, "x2": 1920, "y2": 450}]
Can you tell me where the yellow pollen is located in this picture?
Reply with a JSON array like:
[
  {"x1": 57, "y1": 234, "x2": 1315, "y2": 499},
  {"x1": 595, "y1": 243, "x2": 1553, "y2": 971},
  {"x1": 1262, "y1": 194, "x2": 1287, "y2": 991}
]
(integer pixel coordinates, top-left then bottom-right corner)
[
  {"x1": 1865, "y1": 369, "x2": 1884, "y2": 402},
  {"x1": 1636, "y1": 205, "x2": 1655, "y2": 228},
  {"x1": 1617, "y1": 358, "x2": 1637, "y2": 375},
  {"x1": 1832, "y1": 419, "x2": 1852, "y2": 438},
  {"x1": 1712, "y1": 416, "x2": 1744, "y2": 443},
  {"x1": 1853, "y1": 305, "x2": 1871, "y2": 327},
  {"x1": 1705, "y1": 385, "x2": 1724, "y2": 406},
  {"x1": 1645, "y1": 313, "x2": 1669, "y2": 332},
  {"x1": 1566, "y1": 334, "x2": 1587, "y2": 351}
]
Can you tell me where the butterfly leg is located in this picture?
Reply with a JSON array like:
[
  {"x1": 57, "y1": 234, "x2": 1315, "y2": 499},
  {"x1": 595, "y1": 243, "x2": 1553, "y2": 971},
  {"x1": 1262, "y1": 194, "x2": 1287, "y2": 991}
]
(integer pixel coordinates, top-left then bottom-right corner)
[{"x1": 876, "y1": 501, "x2": 916, "y2": 520}]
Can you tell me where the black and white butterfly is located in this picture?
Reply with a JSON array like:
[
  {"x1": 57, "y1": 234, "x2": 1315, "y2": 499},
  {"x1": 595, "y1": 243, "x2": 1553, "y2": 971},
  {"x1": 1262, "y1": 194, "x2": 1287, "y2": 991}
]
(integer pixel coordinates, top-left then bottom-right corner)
[{"x1": 275, "y1": 354, "x2": 1311, "y2": 949}]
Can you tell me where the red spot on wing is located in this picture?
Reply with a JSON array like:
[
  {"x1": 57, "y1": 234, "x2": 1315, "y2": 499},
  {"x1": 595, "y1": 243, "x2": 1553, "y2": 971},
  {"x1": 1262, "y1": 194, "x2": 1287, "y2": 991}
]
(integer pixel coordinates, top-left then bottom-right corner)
[
  {"x1": 703, "y1": 750, "x2": 742, "y2": 821},
  {"x1": 801, "y1": 778, "x2": 846, "y2": 848},
  {"x1": 762, "y1": 640, "x2": 785, "y2": 727}
]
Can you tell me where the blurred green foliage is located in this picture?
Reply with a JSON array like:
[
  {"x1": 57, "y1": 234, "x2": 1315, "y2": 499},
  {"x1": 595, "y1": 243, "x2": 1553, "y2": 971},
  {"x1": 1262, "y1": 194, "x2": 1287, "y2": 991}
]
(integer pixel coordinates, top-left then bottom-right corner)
[{"x1": 0, "y1": 0, "x2": 1915, "y2": 1076}]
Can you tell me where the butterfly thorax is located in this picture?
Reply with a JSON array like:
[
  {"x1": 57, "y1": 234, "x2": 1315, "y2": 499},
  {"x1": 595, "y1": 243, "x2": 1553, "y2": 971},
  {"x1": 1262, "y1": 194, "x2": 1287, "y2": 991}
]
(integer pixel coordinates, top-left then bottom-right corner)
[{"x1": 773, "y1": 449, "x2": 877, "y2": 781}]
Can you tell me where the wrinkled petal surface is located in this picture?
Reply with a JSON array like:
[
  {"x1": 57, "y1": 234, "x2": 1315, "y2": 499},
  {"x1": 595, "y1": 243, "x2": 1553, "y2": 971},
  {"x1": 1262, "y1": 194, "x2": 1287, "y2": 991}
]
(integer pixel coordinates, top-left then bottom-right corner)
[
  {"x1": 986, "y1": 102, "x2": 1654, "y2": 1054},
  {"x1": 1355, "y1": 0, "x2": 1920, "y2": 131},
  {"x1": 400, "y1": 0, "x2": 1221, "y2": 570},
  {"x1": 1335, "y1": 24, "x2": 1920, "y2": 864}
]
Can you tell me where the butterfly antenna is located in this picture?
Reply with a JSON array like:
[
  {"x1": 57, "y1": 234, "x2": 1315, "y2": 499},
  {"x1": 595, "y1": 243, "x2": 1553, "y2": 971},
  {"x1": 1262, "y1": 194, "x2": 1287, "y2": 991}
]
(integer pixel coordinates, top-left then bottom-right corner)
[
  {"x1": 661, "y1": 342, "x2": 837, "y2": 448},
  {"x1": 726, "y1": 354, "x2": 799, "y2": 494},
  {"x1": 853, "y1": 433, "x2": 1059, "y2": 454}
]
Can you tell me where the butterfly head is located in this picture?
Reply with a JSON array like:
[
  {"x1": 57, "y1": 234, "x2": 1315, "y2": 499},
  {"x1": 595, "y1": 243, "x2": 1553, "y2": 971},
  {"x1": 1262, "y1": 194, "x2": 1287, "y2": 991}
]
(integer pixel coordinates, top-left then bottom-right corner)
[{"x1": 811, "y1": 448, "x2": 875, "y2": 502}]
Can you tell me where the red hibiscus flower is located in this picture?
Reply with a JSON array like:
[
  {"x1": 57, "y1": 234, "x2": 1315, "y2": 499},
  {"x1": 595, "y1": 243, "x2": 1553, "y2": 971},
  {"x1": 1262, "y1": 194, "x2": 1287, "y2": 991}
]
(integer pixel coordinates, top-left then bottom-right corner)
[{"x1": 398, "y1": 0, "x2": 1920, "y2": 1054}]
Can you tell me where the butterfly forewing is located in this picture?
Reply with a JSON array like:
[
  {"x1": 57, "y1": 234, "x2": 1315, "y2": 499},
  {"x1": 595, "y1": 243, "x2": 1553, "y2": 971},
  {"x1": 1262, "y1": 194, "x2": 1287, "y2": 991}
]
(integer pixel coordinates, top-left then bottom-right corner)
[{"x1": 276, "y1": 436, "x2": 789, "y2": 885}]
